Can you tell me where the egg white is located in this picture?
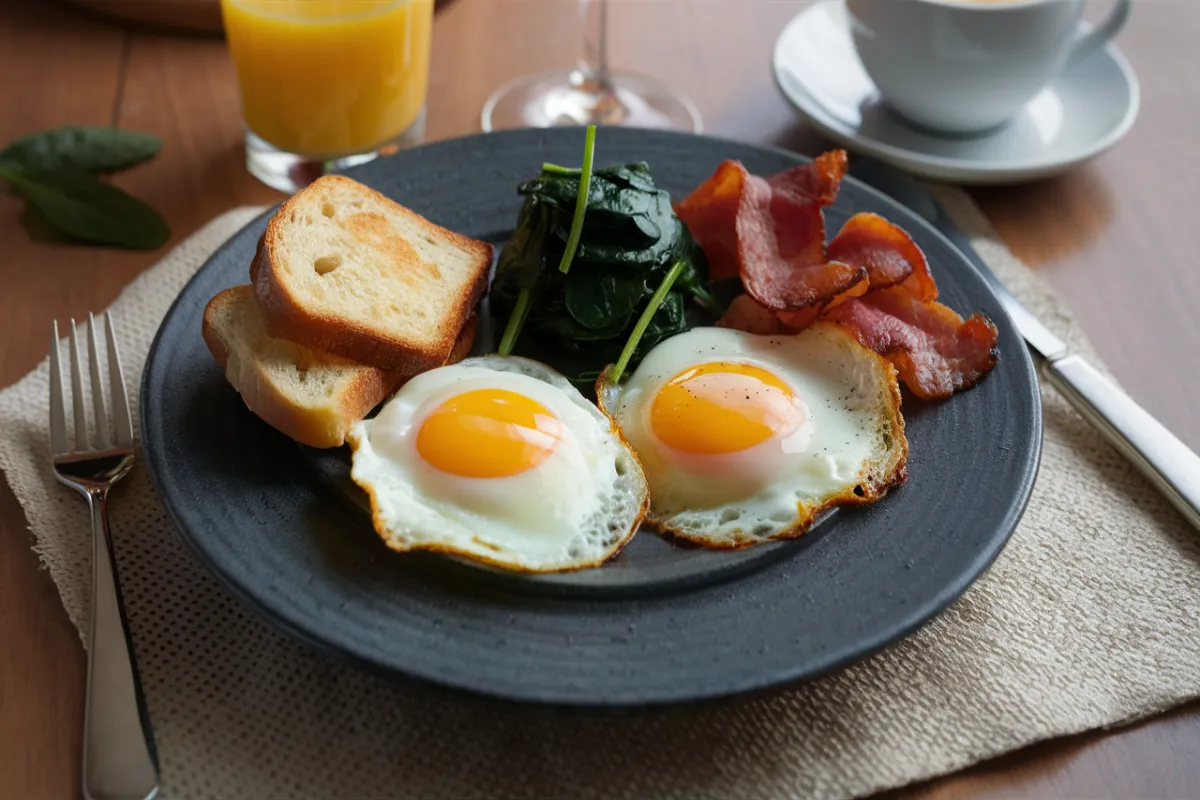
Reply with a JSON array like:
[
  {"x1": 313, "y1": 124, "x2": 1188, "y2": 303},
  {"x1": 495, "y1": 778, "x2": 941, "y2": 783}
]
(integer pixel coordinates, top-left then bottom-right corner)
[
  {"x1": 347, "y1": 356, "x2": 648, "y2": 572},
  {"x1": 598, "y1": 324, "x2": 907, "y2": 548}
]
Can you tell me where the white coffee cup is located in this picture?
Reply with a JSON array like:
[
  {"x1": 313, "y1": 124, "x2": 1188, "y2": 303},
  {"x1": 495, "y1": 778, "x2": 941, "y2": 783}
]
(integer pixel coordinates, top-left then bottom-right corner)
[{"x1": 844, "y1": 0, "x2": 1131, "y2": 135}]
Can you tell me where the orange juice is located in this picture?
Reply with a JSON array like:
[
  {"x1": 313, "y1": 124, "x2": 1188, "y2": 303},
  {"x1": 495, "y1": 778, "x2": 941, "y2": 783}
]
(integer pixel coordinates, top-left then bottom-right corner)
[{"x1": 221, "y1": 0, "x2": 433, "y2": 157}]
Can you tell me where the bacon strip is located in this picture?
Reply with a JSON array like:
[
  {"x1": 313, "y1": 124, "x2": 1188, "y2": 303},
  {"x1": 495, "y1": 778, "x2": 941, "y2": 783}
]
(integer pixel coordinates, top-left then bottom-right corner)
[
  {"x1": 823, "y1": 287, "x2": 999, "y2": 400},
  {"x1": 684, "y1": 151, "x2": 999, "y2": 399},
  {"x1": 774, "y1": 275, "x2": 869, "y2": 332},
  {"x1": 742, "y1": 151, "x2": 862, "y2": 312},
  {"x1": 676, "y1": 151, "x2": 864, "y2": 315},
  {"x1": 741, "y1": 217, "x2": 865, "y2": 314},
  {"x1": 768, "y1": 150, "x2": 848, "y2": 205},
  {"x1": 716, "y1": 293, "x2": 785, "y2": 335},
  {"x1": 818, "y1": 213, "x2": 994, "y2": 398},
  {"x1": 673, "y1": 160, "x2": 750, "y2": 282},
  {"x1": 827, "y1": 212, "x2": 935, "y2": 299},
  {"x1": 762, "y1": 150, "x2": 849, "y2": 268}
]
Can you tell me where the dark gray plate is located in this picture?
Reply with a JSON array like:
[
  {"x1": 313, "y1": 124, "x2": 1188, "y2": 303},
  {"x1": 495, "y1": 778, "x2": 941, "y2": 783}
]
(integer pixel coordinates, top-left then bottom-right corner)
[{"x1": 141, "y1": 128, "x2": 1041, "y2": 706}]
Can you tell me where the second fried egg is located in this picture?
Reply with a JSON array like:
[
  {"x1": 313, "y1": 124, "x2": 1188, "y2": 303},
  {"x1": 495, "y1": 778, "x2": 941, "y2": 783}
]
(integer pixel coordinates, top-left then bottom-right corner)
[{"x1": 597, "y1": 323, "x2": 907, "y2": 548}]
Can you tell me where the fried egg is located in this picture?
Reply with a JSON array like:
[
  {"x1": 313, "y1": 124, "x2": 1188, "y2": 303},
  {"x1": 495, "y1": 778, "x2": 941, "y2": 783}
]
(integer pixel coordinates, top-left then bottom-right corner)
[
  {"x1": 597, "y1": 323, "x2": 907, "y2": 548},
  {"x1": 347, "y1": 356, "x2": 648, "y2": 572}
]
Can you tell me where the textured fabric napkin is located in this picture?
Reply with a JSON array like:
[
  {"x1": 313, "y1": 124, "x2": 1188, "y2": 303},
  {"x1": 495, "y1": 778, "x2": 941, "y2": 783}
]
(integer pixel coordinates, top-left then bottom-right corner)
[{"x1": 2, "y1": 193, "x2": 1198, "y2": 800}]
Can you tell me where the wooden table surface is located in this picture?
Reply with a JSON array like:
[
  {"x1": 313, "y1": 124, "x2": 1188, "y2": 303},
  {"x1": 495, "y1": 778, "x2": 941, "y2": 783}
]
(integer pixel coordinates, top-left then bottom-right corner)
[{"x1": 2, "y1": 0, "x2": 1198, "y2": 797}]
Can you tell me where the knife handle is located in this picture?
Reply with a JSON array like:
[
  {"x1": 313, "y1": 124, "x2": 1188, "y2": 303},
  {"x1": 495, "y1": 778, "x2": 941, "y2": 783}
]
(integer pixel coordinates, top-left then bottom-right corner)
[{"x1": 1043, "y1": 354, "x2": 1200, "y2": 532}]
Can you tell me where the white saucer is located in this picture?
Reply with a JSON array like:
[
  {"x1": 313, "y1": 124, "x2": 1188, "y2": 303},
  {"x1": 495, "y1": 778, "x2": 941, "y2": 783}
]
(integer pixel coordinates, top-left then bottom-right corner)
[{"x1": 771, "y1": 1, "x2": 1140, "y2": 184}]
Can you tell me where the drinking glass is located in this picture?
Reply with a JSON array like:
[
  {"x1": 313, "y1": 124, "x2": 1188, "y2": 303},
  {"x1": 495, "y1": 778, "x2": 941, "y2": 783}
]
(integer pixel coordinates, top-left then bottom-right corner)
[
  {"x1": 481, "y1": 0, "x2": 701, "y2": 132},
  {"x1": 221, "y1": 0, "x2": 434, "y2": 192}
]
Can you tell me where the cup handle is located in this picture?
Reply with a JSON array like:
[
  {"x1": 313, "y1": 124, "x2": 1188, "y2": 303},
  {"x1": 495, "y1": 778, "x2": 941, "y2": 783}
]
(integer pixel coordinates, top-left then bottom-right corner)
[{"x1": 1069, "y1": 0, "x2": 1131, "y2": 61}]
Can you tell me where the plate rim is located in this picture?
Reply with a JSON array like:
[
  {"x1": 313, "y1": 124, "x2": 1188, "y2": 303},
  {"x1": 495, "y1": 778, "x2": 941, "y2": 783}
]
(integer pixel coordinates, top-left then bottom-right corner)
[{"x1": 140, "y1": 127, "x2": 1043, "y2": 706}]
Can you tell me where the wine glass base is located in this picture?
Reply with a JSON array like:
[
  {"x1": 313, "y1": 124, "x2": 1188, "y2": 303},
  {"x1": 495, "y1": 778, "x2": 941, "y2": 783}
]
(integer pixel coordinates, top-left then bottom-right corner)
[
  {"x1": 245, "y1": 108, "x2": 426, "y2": 193},
  {"x1": 481, "y1": 69, "x2": 702, "y2": 133}
]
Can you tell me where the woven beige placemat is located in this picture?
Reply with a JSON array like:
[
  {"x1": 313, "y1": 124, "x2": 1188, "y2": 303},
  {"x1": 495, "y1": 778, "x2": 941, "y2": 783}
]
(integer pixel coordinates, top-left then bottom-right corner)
[{"x1": 1, "y1": 193, "x2": 1198, "y2": 800}]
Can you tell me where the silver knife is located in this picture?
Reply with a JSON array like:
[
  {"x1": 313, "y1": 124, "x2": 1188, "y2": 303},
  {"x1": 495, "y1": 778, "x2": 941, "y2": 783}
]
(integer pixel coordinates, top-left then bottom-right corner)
[{"x1": 981, "y1": 271, "x2": 1200, "y2": 532}]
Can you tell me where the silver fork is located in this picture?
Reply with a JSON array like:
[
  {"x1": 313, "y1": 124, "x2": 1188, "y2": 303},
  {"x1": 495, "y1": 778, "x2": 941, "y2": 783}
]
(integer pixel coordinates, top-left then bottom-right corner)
[{"x1": 50, "y1": 313, "x2": 158, "y2": 800}]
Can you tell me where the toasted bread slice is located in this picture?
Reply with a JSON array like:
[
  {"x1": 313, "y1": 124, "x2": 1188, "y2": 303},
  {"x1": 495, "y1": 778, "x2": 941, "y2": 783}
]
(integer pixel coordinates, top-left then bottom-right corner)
[
  {"x1": 203, "y1": 285, "x2": 476, "y2": 448},
  {"x1": 250, "y1": 175, "x2": 492, "y2": 372}
]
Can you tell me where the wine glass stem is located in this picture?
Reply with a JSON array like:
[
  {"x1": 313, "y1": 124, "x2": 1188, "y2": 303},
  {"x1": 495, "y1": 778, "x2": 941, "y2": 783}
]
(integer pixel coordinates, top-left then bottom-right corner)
[{"x1": 575, "y1": 0, "x2": 614, "y2": 93}]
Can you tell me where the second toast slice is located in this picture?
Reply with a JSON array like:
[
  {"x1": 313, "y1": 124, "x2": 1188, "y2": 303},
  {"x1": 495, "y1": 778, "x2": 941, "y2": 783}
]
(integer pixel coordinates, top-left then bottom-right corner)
[
  {"x1": 251, "y1": 175, "x2": 492, "y2": 372},
  {"x1": 204, "y1": 285, "x2": 476, "y2": 448}
]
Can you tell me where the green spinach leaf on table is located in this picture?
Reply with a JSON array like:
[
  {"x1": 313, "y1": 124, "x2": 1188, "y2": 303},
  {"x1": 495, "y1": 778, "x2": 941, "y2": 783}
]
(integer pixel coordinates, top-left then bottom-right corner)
[
  {"x1": 0, "y1": 126, "x2": 161, "y2": 174},
  {"x1": 0, "y1": 126, "x2": 169, "y2": 250},
  {"x1": 1, "y1": 169, "x2": 169, "y2": 250}
]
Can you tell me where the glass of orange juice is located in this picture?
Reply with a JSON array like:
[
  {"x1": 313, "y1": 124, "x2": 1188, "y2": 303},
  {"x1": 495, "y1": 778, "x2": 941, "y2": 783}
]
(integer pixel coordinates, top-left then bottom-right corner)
[{"x1": 220, "y1": 0, "x2": 433, "y2": 192}]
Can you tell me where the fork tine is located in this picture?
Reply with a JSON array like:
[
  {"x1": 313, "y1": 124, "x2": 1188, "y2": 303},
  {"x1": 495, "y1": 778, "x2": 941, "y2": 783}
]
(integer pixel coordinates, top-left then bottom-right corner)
[
  {"x1": 49, "y1": 321, "x2": 68, "y2": 455},
  {"x1": 68, "y1": 319, "x2": 89, "y2": 449},
  {"x1": 87, "y1": 313, "x2": 110, "y2": 449},
  {"x1": 106, "y1": 312, "x2": 134, "y2": 447}
]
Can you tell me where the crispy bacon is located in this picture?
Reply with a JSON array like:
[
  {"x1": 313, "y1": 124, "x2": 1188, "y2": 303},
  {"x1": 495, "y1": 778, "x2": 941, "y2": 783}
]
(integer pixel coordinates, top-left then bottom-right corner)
[
  {"x1": 760, "y1": 149, "x2": 849, "y2": 268},
  {"x1": 742, "y1": 151, "x2": 862, "y2": 312},
  {"x1": 741, "y1": 216, "x2": 865, "y2": 315},
  {"x1": 717, "y1": 294, "x2": 785, "y2": 335},
  {"x1": 827, "y1": 212, "x2": 935, "y2": 298},
  {"x1": 767, "y1": 150, "x2": 848, "y2": 208},
  {"x1": 824, "y1": 287, "x2": 1000, "y2": 400},
  {"x1": 673, "y1": 160, "x2": 750, "y2": 282},
  {"x1": 898, "y1": 258, "x2": 939, "y2": 304},
  {"x1": 682, "y1": 150, "x2": 998, "y2": 399},
  {"x1": 774, "y1": 274, "x2": 870, "y2": 331},
  {"x1": 774, "y1": 304, "x2": 823, "y2": 334},
  {"x1": 676, "y1": 151, "x2": 862, "y2": 315}
]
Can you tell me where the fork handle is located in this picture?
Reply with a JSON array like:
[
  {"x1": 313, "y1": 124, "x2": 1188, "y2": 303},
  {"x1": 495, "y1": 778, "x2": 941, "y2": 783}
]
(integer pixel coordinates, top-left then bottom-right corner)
[{"x1": 83, "y1": 490, "x2": 159, "y2": 800}]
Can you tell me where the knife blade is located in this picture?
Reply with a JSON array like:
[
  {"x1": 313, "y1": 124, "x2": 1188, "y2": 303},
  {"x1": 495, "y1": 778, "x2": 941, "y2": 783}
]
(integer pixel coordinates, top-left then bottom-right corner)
[{"x1": 851, "y1": 158, "x2": 1200, "y2": 532}]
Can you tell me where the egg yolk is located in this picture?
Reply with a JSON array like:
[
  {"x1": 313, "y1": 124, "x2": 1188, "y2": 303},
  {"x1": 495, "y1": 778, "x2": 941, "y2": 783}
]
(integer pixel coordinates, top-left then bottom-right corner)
[
  {"x1": 649, "y1": 362, "x2": 803, "y2": 455},
  {"x1": 416, "y1": 389, "x2": 563, "y2": 478}
]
